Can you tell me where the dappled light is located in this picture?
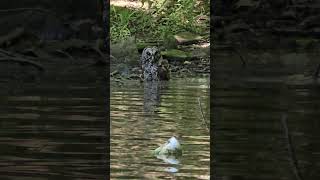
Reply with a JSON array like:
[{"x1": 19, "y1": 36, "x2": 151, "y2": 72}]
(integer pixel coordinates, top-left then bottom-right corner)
[{"x1": 111, "y1": 78, "x2": 210, "y2": 179}]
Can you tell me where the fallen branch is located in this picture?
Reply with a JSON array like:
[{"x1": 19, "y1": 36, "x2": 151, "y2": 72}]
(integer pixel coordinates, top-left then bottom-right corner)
[
  {"x1": 281, "y1": 114, "x2": 303, "y2": 180},
  {"x1": 0, "y1": 57, "x2": 44, "y2": 71},
  {"x1": 198, "y1": 97, "x2": 209, "y2": 133}
]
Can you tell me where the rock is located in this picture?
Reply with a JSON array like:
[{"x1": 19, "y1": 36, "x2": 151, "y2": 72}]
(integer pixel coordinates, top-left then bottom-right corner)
[
  {"x1": 174, "y1": 32, "x2": 203, "y2": 45},
  {"x1": 161, "y1": 49, "x2": 191, "y2": 61},
  {"x1": 225, "y1": 20, "x2": 250, "y2": 33},
  {"x1": 184, "y1": 61, "x2": 192, "y2": 65},
  {"x1": 110, "y1": 37, "x2": 140, "y2": 70},
  {"x1": 190, "y1": 47, "x2": 210, "y2": 59},
  {"x1": 234, "y1": 0, "x2": 258, "y2": 9}
]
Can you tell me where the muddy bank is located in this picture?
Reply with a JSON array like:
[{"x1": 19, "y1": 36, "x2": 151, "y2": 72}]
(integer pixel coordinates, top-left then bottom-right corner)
[
  {"x1": 0, "y1": 0, "x2": 107, "y2": 87},
  {"x1": 110, "y1": 36, "x2": 210, "y2": 83}
]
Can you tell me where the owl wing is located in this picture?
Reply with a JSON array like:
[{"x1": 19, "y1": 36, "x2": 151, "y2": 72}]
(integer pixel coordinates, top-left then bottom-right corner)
[
  {"x1": 141, "y1": 48, "x2": 148, "y2": 71},
  {"x1": 158, "y1": 59, "x2": 170, "y2": 80}
]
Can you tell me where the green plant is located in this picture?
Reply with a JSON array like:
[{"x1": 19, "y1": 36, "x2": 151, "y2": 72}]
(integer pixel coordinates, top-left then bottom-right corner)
[
  {"x1": 110, "y1": 0, "x2": 209, "y2": 42},
  {"x1": 110, "y1": 6, "x2": 136, "y2": 41}
]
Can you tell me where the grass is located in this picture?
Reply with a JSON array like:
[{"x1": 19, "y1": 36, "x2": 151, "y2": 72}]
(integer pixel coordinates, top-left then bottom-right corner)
[{"x1": 110, "y1": 0, "x2": 209, "y2": 43}]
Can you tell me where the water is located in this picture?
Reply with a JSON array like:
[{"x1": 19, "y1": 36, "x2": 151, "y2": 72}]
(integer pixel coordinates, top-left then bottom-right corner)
[
  {"x1": 111, "y1": 77, "x2": 210, "y2": 179},
  {"x1": 0, "y1": 81, "x2": 107, "y2": 180},
  {"x1": 213, "y1": 50, "x2": 320, "y2": 180}
]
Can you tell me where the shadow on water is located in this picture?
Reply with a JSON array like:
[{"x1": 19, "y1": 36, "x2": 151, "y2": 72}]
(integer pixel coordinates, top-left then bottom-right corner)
[
  {"x1": 111, "y1": 77, "x2": 210, "y2": 179},
  {"x1": 0, "y1": 70, "x2": 107, "y2": 179},
  {"x1": 213, "y1": 50, "x2": 320, "y2": 180}
]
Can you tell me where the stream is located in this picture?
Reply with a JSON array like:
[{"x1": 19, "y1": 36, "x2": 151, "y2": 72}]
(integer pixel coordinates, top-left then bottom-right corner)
[{"x1": 111, "y1": 77, "x2": 210, "y2": 179}]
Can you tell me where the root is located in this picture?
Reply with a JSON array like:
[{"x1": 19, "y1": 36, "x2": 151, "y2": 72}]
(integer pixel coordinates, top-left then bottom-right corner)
[
  {"x1": 0, "y1": 57, "x2": 44, "y2": 71},
  {"x1": 54, "y1": 50, "x2": 75, "y2": 61},
  {"x1": 0, "y1": 8, "x2": 51, "y2": 13}
]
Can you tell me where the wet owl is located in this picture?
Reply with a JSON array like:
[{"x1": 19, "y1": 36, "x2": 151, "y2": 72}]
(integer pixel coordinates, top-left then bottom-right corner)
[{"x1": 140, "y1": 47, "x2": 170, "y2": 81}]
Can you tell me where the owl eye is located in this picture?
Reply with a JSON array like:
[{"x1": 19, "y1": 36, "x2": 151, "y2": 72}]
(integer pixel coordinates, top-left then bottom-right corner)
[{"x1": 146, "y1": 51, "x2": 151, "y2": 56}]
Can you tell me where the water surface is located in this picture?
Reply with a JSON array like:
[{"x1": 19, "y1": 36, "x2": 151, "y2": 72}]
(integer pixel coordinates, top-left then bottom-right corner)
[
  {"x1": 0, "y1": 80, "x2": 106, "y2": 180},
  {"x1": 111, "y1": 77, "x2": 210, "y2": 179},
  {"x1": 213, "y1": 50, "x2": 320, "y2": 180}
]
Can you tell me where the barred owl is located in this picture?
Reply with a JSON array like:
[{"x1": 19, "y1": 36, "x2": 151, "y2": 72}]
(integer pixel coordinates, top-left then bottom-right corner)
[{"x1": 141, "y1": 47, "x2": 170, "y2": 81}]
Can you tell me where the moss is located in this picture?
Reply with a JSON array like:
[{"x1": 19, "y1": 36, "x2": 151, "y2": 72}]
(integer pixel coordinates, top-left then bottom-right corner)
[
  {"x1": 161, "y1": 49, "x2": 191, "y2": 60},
  {"x1": 174, "y1": 31, "x2": 203, "y2": 44}
]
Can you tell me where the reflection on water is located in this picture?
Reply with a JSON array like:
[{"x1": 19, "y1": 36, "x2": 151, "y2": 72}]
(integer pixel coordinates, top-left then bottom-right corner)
[
  {"x1": 111, "y1": 77, "x2": 210, "y2": 179},
  {"x1": 213, "y1": 50, "x2": 320, "y2": 180},
  {"x1": 0, "y1": 81, "x2": 106, "y2": 180}
]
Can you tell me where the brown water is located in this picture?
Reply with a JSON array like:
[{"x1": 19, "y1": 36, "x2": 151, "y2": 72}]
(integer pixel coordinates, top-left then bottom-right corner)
[
  {"x1": 213, "y1": 50, "x2": 320, "y2": 180},
  {"x1": 111, "y1": 77, "x2": 210, "y2": 179},
  {"x1": 0, "y1": 81, "x2": 107, "y2": 180}
]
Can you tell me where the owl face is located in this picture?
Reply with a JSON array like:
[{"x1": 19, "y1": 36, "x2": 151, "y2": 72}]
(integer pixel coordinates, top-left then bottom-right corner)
[{"x1": 141, "y1": 47, "x2": 161, "y2": 66}]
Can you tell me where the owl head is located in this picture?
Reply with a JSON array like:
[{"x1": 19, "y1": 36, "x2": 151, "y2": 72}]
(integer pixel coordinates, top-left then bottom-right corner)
[{"x1": 141, "y1": 47, "x2": 162, "y2": 68}]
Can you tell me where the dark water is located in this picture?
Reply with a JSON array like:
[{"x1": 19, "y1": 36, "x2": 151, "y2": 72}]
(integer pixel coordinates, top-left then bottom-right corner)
[
  {"x1": 213, "y1": 51, "x2": 320, "y2": 180},
  {"x1": 0, "y1": 81, "x2": 106, "y2": 180},
  {"x1": 111, "y1": 77, "x2": 210, "y2": 179}
]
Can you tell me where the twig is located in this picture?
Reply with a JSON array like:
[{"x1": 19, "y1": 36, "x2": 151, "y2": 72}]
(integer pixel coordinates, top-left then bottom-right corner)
[
  {"x1": 91, "y1": 47, "x2": 107, "y2": 65},
  {"x1": 213, "y1": 44, "x2": 246, "y2": 67},
  {"x1": 0, "y1": 48, "x2": 16, "y2": 57},
  {"x1": 313, "y1": 63, "x2": 320, "y2": 79},
  {"x1": 232, "y1": 48, "x2": 246, "y2": 67},
  {"x1": 197, "y1": 97, "x2": 209, "y2": 132},
  {"x1": 281, "y1": 113, "x2": 303, "y2": 180},
  {"x1": 0, "y1": 57, "x2": 44, "y2": 71},
  {"x1": 54, "y1": 50, "x2": 75, "y2": 61}
]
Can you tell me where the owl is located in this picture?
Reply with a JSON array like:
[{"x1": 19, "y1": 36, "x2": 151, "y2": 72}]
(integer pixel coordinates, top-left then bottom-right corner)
[{"x1": 140, "y1": 47, "x2": 170, "y2": 81}]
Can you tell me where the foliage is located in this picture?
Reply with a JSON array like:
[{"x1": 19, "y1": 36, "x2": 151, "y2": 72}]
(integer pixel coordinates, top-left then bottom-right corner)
[
  {"x1": 110, "y1": 6, "x2": 136, "y2": 41},
  {"x1": 110, "y1": 0, "x2": 209, "y2": 42}
]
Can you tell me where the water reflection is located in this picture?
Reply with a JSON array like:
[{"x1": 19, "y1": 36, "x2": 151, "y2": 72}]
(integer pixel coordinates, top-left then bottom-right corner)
[
  {"x1": 143, "y1": 81, "x2": 167, "y2": 113},
  {"x1": 213, "y1": 50, "x2": 320, "y2": 180},
  {"x1": 0, "y1": 81, "x2": 106, "y2": 180},
  {"x1": 111, "y1": 77, "x2": 210, "y2": 179}
]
